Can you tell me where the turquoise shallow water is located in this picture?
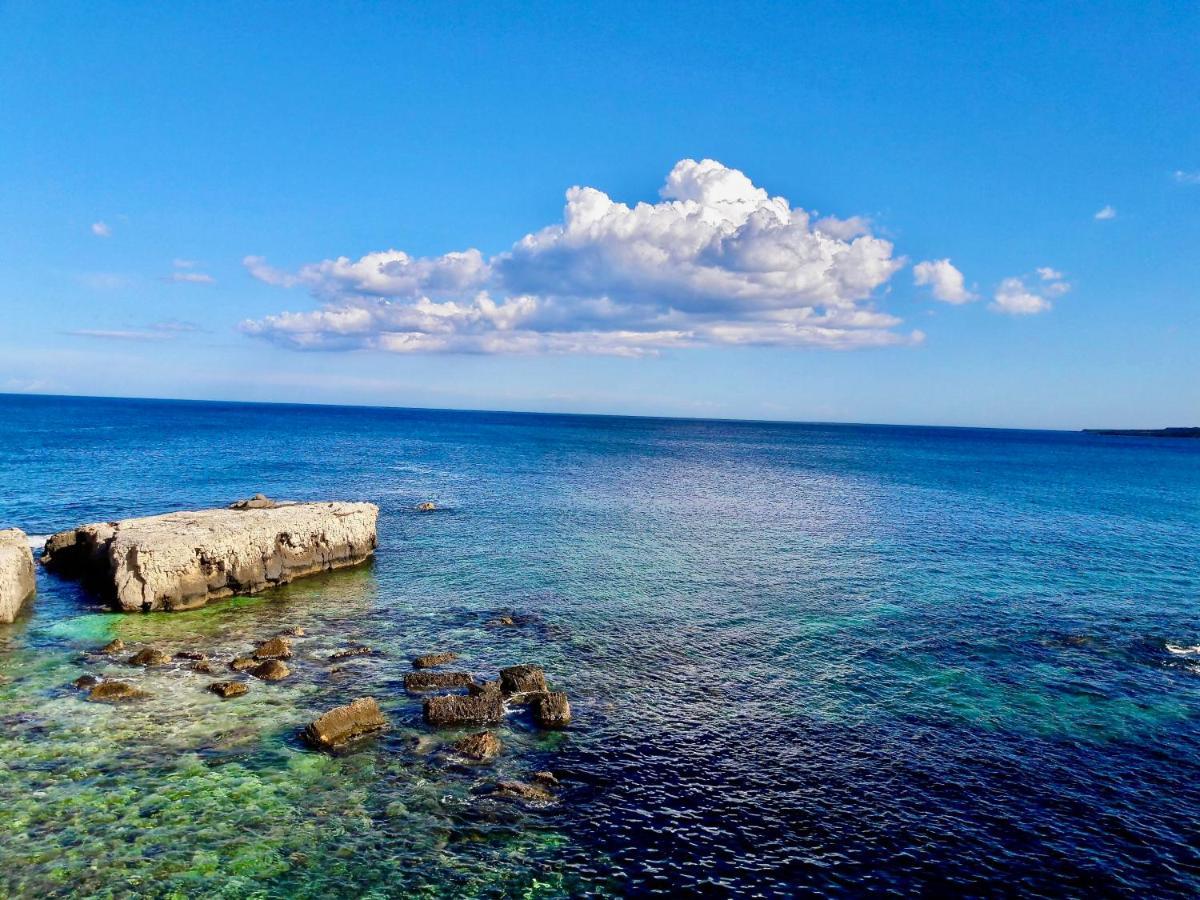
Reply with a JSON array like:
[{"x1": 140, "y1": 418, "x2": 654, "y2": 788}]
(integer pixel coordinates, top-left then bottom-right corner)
[{"x1": 1, "y1": 393, "x2": 1198, "y2": 897}]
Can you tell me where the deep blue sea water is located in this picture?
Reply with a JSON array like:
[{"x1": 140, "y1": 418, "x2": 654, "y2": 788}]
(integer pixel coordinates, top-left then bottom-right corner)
[{"x1": 1, "y1": 393, "x2": 1198, "y2": 898}]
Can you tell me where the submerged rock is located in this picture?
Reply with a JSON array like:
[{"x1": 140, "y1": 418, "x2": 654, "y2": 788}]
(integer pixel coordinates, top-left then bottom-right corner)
[
  {"x1": 499, "y1": 664, "x2": 547, "y2": 696},
  {"x1": 174, "y1": 650, "x2": 207, "y2": 661},
  {"x1": 454, "y1": 731, "x2": 502, "y2": 761},
  {"x1": 128, "y1": 647, "x2": 171, "y2": 667},
  {"x1": 253, "y1": 637, "x2": 292, "y2": 659},
  {"x1": 209, "y1": 681, "x2": 248, "y2": 699},
  {"x1": 404, "y1": 671, "x2": 473, "y2": 692},
  {"x1": 413, "y1": 651, "x2": 458, "y2": 669},
  {"x1": 41, "y1": 501, "x2": 378, "y2": 612},
  {"x1": 330, "y1": 646, "x2": 373, "y2": 661},
  {"x1": 101, "y1": 638, "x2": 125, "y2": 654},
  {"x1": 424, "y1": 694, "x2": 504, "y2": 727},
  {"x1": 302, "y1": 697, "x2": 388, "y2": 751},
  {"x1": 491, "y1": 780, "x2": 554, "y2": 803},
  {"x1": 251, "y1": 659, "x2": 290, "y2": 681},
  {"x1": 73, "y1": 674, "x2": 101, "y2": 690},
  {"x1": 532, "y1": 771, "x2": 560, "y2": 788},
  {"x1": 415, "y1": 501, "x2": 436, "y2": 512},
  {"x1": 530, "y1": 691, "x2": 571, "y2": 729},
  {"x1": 192, "y1": 659, "x2": 216, "y2": 675},
  {"x1": 88, "y1": 681, "x2": 148, "y2": 702},
  {"x1": 0, "y1": 528, "x2": 36, "y2": 624}
]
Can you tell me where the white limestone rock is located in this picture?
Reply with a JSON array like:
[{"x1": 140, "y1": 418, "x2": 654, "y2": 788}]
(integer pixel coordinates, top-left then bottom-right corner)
[{"x1": 0, "y1": 528, "x2": 36, "y2": 624}]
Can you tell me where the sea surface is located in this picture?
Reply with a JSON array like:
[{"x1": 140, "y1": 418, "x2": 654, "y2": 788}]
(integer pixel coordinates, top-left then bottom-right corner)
[{"x1": 1, "y1": 393, "x2": 1198, "y2": 898}]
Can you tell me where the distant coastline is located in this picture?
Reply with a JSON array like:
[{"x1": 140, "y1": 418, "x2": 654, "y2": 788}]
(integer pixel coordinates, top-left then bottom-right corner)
[{"x1": 1083, "y1": 427, "x2": 1200, "y2": 439}]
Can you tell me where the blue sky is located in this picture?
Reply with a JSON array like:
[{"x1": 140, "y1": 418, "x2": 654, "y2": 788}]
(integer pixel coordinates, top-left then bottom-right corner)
[{"x1": 1, "y1": 1, "x2": 1196, "y2": 428}]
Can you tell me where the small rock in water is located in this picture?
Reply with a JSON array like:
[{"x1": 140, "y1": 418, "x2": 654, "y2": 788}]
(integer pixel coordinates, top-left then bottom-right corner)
[
  {"x1": 491, "y1": 780, "x2": 554, "y2": 803},
  {"x1": 192, "y1": 659, "x2": 216, "y2": 675},
  {"x1": 101, "y1": 638, "x2": 125, "y2": 654},
  {"x1": 424, "y1": 694, "x2": 504, "y2": 726},
  {"x1": 174, "y1": 650, "x2": 207, "y2": 661},
  {"x1": 302, "y1": 697, "x2": 388, "y2": 751},
  {"x1": 253, "y1": 637, "x2": 292, "y2": 659},
  {"x1": 495, "y1": 615, "x2": 516, "y2": 627},
  {"x1": 468, "y1": 679, "x2": 501, "y2": 698},
  {"x1": 230, "y1": 656, "x2": 258, "y2": 672},
  {"x1": 209, "y1": 681, "x2": 249, "y2": 699},
  {"x1": 88, "y1": 681, "x2": 148, "y2": 703},
  {"x1": 415, "y1": 501, "x2": 436, "y2": 512},
  {"x1": 532, "y1": 771, "x2": 560, "y2": 788},
  {"x1": 73, "y1": 674, "x2": 101, "y2": 690},
  {"x1": 128, "y1": 647, "x2": 171, "y2": 667},
  {"x1": 285, "y1": 626, "x2": 305, "y2": 637},
  {"x1": 454, "y1": 731, "x2": 502, "y2": 761},
  {"x1": 329, "y1": 646, "x2": 373, "y2": 661},
  {"x1": 252, "y1": 659, "x2": 290, "y2": 681},
  {"x1": 530, "y1": 691, "x2": 571, "y2": 729},
  {"x1": 404, "y1": 671, "x2": 473, "y2": 692},
  {"x1": 499, "y1": 664, "x2": 547, "y2": 696},
  {"x1": 413, "y1": 651, "x2": 458, "y2": 669}
]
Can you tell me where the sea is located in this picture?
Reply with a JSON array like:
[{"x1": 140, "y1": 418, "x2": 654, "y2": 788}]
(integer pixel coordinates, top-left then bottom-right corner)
[{"x1": 0, "y1": 392, "x2": 1198, "y2": 898}]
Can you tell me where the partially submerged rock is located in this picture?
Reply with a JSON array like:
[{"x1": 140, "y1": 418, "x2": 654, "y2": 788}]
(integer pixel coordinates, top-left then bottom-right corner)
[
  {"x1": 0, "y1": 528, "x2": 36, "y2": 624},
  {"x1": 468, "y1": 679, "x2": 501, "y2": 698},
  {"x1": 101, "y1": 638, "x2": 125, "y2": 654},
  {"x1": 230, "y1": 656, "x2": 257, "y2": 672},
  {"x1": 74, "y1": 674, "x2": 101, "y2": 690},
  {"x1": 88, "y1": 681, "x2": 148, "y2": 702},
  {"x1": 252, "y1": 659, "x2": 290, "y2": 681},
  {"x1": 209, "y1": 681, "x2": 248, "y2": 699},
  {"x1": 192, "y1": 659, "x2": 216, "y2": 674},
  {"x1": 491, "y1": 780, "x2": 554, "y2": 803},
  {"x1": 532, "y1": 771, "x2": 560, "y2": 788},
  {"x1": 330, "y1": 646, "x2": 373, "y2": 661},
  {"x1": 424, "y1": 694, "x2": 504, "y2": 727},
  {"x1": 499, "y1": 664, "x2": 547, "y2": 696},
  {"x1": 253, "y1": 637, "x2": 292, "y2": 659},
  {"x1": 302, "y1": 697, "x2": 388, "y2": 751},
  {"x1": 530, "y1": 692, "x2": 572, "y2": 729},
  {"x1": 128, "y1": 647, "x2": 171, "y2": 667},
  {"x1": 41, "y1": 501, "x2": 378, "y2": 612},
  {"x1": 454, "y1": 731, "x2": 502, "y2": 761},
  {"x1": 415, "y1": 501, "x2": 437, "y2": 512},
  {"x1": 174, "y1": 650, "x2": 207, "y2": 661},
  {"x1": 404, "y1": 671, "x2": 473, "y2": 692},
  {"x1": 413, "y1": 651, "x2": 458, "y2": 669}
]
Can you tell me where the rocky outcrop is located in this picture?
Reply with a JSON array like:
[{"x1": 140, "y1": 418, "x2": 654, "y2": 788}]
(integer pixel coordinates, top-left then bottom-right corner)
[
  {"x1": 41, "y1": 501, "x2": 378, "y2": 612},
  {"x1": 413, "y1": 651, "x2": 458, "y2": 669},
  {"x1": 454, "y1": 731, "x2": 502, "y2": 760},
  {"x1": 499, "y1": 664, "x2": 546, "y2": 696},
  {"x1": 530, "y1": 691, "x2": 572, "y2": 728},
  {"x1": 302, "y1": 697, "x2": 388, "y2": 751},
  {"x1": 404, "y1": 671, "x2": 473, "y2": 692},
  {"x1": 251, "y1": 659, "x2": 290, "y2": 681},
  {"x1": 424, "y1": 694, "x2": 504, "y2": 726},
  {"x1": 0, "y1": 528, "x2": 36, "y2": 624}
]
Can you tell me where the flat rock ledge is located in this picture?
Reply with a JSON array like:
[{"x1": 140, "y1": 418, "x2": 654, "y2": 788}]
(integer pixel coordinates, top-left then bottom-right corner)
[
  {"x1": 303, "y1": 697, "x2": 388, "y2": 751},
  {"x1": 0, "y1": 528, "x2": 36, "y2": 624},
  {"x1": 41, "y1": 500, "x2": 378, "y2": 612}
]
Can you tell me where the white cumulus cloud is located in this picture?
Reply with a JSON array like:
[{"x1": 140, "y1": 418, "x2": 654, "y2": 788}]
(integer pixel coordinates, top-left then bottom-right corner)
[
  {"x1": 913, "y1": 258, "x2": 976, "y2": 304},
  {"x1": 241, "y1": 159, "x2": 922, "y2": 355},
  {"x1": 91, "y1": 221, "x2": 112, "y2": 237},
  {"x1": 990, "y1": 269, "x2": 1070, "y2": 316},
  {"x1": 1094, "y1": 205, "x2": 1117, "y2": 220}
]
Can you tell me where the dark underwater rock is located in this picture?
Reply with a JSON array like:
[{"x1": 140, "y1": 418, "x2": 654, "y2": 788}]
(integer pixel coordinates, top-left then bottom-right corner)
[
  {"x1": 302, "y1": 697, "x2": 388, "y2": 751},
  {"x1": 491, "y1": 780, "x2": 554, "y2": 803},
  {"x1": 454, "y1": 731, "x2": 502, "y2": 761}
]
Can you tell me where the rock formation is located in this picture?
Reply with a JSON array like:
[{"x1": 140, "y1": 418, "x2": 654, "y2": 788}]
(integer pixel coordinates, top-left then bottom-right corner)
[
  {"x1": 423, "y1": 693, "x2": 503, "y2": 726},
  {"x1": 499, "y1": 664, "x2": 547, "y2": 696},
  {"x1": 41, "y1": 501, "x2": 377, "y2": 612},
  {"x1": 413, "y1": 651, "x2": 458, "y2": 669},
  {"x1": 0, "y1": 528, "x2": 36, "y2": 624},
  {"x1": 302, "y1": 697, "x2": 388, "y2": 751},
  {"x1": 454, "y1": 731, "x2": 502, "y2": 760},
  {"x1": 530, "y1": 691, "x2": 572, "y2": 728}
]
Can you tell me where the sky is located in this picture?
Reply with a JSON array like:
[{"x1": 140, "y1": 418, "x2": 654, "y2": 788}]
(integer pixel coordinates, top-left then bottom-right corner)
[{"x1": 1, "y1": 1, "x2": 1197, "y2": 429}]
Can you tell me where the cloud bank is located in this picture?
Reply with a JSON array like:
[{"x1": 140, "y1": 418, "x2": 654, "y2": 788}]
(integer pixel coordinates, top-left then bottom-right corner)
[{"x1": 242, "y1": 159, "x2": 924, "y2": 355}]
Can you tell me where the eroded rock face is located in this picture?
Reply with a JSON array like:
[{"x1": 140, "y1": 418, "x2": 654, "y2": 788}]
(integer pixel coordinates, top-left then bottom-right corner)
[
  {"x1": 424, "y1": 694, "x2": 504, "y2": 727},
  {"x1": 454, "y1": 731, "x2": 502, "y2": 761},
  {"x1": 413, "y1": 651, "x2": 458, "y2": 669},
  {"x1": 302, "y1": 697, "x2": 388, "y2": 751},
  {"x1": 499, "y1": 664, "x2": 547, "y2": 696},
  {"x1": 0, "y1": 528, "x2": 36, "y2": 624},
  {"x1": 41, "y1": 501, "x2": 378, "y2": 612},
  {"x1": 530, "y1": 691, "x2": 572, "y2": 728},
  {"x1": 404, "y1": 671, "x2": 473, "y2": 692}
]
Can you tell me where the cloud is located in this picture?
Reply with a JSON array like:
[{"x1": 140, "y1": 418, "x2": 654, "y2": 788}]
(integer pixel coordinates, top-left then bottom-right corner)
[
  {"x1": 91, "y1": 221, "x2": 111, "y2": 237},
  {"x1": 78, "y1": 272, "x2": 132, "y2": 291},
  {"x1": 1094, "y1": 205, "x2": 1117, "y2": 221},
  {"x1": 1173, "y1": 170, "x2": 1200, "y2": 185},
  {"x1": 913, "y1": 258, "x2": 976, "y2": 304},
  {"x1": 167, "y1": 271, "x2": 215, "y2": 284},
  {"x1": 242, "y1": 159, "x2": 922, "y2": 355},
  {"x1": 65, "y1": 320, "x2": 202, "y2": 341},
  {"x1": 990, "y1": 269, "x2": 1070, "y2": 316}
]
